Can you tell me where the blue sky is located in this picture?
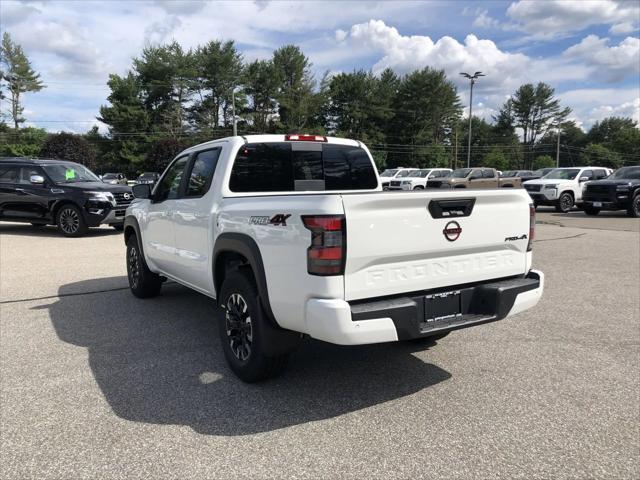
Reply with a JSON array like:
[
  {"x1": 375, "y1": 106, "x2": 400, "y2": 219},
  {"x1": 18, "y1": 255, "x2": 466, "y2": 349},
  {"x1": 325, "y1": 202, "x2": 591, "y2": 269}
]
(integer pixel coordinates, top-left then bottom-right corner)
[{"x1": 1, "y1": 0, "x2": 638, "y2": 134}]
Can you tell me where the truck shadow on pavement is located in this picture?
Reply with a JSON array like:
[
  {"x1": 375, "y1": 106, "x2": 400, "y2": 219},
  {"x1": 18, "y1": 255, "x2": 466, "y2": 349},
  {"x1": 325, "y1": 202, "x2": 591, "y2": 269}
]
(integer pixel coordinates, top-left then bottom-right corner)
[{"x1": 41, "y1": 277, "x2": 451, "y2": 436}]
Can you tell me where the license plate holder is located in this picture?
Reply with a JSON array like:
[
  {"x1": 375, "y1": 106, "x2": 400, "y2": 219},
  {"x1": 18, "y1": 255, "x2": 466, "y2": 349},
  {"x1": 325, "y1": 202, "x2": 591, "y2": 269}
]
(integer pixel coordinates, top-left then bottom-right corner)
[
  {"x1": 593, "y1": 202, "x2": 602, "y2": 208},
  {"x1": 424, "y1": 290, "x2": 462, "y2": 327}
]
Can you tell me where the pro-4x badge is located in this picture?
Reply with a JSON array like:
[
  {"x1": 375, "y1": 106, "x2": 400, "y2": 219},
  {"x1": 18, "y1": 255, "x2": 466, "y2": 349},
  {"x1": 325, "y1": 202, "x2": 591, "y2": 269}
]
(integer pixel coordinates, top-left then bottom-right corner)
[{"x1": 249, "y1": 214, "x2": 291, "y2": 226}]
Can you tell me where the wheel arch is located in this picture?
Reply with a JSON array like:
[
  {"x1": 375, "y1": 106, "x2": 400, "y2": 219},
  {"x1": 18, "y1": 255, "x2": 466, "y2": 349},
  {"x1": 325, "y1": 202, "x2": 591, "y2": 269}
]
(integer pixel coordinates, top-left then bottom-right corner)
[{"x1": 212, "y1": 233, "x2": 275, "y2": 323}]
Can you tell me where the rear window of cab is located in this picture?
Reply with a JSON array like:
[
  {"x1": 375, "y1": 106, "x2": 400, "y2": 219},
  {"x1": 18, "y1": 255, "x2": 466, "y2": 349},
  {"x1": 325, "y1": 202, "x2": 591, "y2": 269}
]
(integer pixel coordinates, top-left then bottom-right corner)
[{"x1": 229, "y1": 142, "x2": 378, "y2": 193}]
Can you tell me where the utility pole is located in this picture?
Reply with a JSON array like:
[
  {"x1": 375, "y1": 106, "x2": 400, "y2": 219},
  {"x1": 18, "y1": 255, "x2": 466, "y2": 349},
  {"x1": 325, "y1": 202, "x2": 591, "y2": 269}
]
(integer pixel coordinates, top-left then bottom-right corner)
[
  {"x1": 454, "y1": 125, "x2": 458, "y2": 169},
  {"x1": 556, "y1": 123, "x2": 561, "y2": 168},
  {"x1": 460, "y1": 72, "x2": 485, "y2": 168},
  {"x1": 232, "y1": 89, "x2": 237, "y2": 137}
]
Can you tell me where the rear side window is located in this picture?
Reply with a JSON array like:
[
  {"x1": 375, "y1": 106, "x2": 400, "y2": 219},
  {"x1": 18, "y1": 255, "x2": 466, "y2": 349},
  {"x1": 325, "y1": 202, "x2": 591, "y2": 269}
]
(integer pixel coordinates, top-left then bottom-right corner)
[
  {"x1": 186, "y1": 148, "x2": 221, "y2": 197},
  {"x1": 483, "y1": 169, "x2": 496, "y2": 178},
  {"x1": 229, "y1": 142, "x2": 377, "y2": 193}
]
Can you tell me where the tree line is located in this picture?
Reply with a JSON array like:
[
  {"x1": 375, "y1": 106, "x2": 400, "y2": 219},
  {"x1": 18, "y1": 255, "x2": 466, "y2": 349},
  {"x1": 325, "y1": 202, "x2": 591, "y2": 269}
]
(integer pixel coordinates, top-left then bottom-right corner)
[{"x1": 1, "y1": 32, "x2": 638, "y2": 175}]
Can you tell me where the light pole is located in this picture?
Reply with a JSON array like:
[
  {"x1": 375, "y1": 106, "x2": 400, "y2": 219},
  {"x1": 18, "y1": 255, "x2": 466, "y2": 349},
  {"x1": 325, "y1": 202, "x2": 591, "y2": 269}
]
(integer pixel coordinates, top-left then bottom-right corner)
[{"x1": 460, "y1": 71, "x2": 485, "y2": 168}]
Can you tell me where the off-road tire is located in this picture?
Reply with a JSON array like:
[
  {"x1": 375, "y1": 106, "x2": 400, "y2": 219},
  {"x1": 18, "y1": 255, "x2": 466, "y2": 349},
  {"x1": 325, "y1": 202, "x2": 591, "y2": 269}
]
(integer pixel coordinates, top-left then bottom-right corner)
[
  {"x1": 218, "y1": 270, "x2": 289, "y2": 382},
  {"x1": 126, "y1": 234, "x2": 162, "y2": 298}
]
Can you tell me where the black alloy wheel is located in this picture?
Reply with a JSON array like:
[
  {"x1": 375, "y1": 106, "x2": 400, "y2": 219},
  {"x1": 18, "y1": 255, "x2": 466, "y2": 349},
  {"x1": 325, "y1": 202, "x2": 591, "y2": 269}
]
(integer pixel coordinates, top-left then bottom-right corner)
[
  {"x1": 225, "y1": 293, "x2": 253, "y2": 362},
  {"x1": 56, "y1": 205, "x2": 88, "y2": 237},
  {"x1": 556, "y1": 193, "x2": 574, "y2": 213},
  {"x1": 127, "y1": 242, "x2": 141, "y2": 290}
]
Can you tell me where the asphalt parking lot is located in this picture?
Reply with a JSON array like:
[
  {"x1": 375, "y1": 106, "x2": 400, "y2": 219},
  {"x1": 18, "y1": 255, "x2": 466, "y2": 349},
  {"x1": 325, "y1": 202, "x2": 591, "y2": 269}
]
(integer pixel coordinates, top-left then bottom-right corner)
[{"x1": 1, "y1": 211, "x2": 639, "y2": 479}]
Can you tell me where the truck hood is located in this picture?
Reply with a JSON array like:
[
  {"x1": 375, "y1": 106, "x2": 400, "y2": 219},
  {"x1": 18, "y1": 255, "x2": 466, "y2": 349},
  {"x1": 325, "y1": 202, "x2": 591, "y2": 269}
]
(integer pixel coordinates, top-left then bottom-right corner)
[
  {"x1": 523, "y1": 179, "x2": 573, "y2": 186},
  {"x1": 586, "y1": 179, "x2": 639, "y2": 187}
]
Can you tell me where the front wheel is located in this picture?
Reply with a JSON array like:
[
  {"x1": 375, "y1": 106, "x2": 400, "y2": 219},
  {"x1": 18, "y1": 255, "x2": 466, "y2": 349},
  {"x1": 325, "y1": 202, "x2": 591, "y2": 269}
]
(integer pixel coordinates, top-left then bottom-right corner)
[
  {"x1": 413, "y1": 186, "x2": 424, "y2": 190},
  {"x1": 584, "y1": 205, "x2": 600, "y2": 216},
  {"x1": 219, "y1": 270, "x2": 289, "y2": 382},
  {"x1": 628, "y1": 194, "x2": 640, "y2": 218},
  {"x1": 555, "y1": 192, "x2": 574, "y2": 213},
  {"x1": 56, "y1": 205, "x2": 88, "y2": 237},
  {"x1": 126, "y1": 234, "x2": 162, "y2": 298},
  {"x1": 112, "y1": 224, "x2": 124, "y2": 231}
]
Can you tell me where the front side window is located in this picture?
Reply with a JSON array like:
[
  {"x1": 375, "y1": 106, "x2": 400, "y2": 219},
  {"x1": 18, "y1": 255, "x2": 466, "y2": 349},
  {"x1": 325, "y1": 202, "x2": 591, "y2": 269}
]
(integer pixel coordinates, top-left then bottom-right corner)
[
  {"x1": 581, "y1": 170, "x2": 594, "y2": 180},
  {"x1": 186, "y1": 148, "x2": 221, "y2": 197},
  {"x1": 155, "y1": 156, "x2": 189, "y2": 201}
]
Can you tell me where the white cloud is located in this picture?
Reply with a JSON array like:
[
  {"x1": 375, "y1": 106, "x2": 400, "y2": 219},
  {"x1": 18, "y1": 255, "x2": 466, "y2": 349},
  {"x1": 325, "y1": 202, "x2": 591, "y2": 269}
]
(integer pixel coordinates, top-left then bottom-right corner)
[
  {"x1": 563, "y1": 35, "x2": 640, "y2": 82},
  {"x1": 506, "y1": 0, "x2": 640, "y2": 39},
  {"x1": 559, "y1": 88, "x2": 640, "y2": 129},
  {"x1": 345, "y1": 20, "x2": 529, "y2": 90},
  {"x1": 610, "y1": 22, "x2": 637, "y2": 35},
  {"x1": 472, "y1": 10, "x2": 500, "y2": 29}
]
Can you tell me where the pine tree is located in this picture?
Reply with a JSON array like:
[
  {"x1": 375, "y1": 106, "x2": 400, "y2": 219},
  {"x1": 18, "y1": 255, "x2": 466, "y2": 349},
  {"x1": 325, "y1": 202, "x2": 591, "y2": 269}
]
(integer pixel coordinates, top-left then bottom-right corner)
[{"x1": 0, "y1": 32, "x2": 45, "y2": 129}]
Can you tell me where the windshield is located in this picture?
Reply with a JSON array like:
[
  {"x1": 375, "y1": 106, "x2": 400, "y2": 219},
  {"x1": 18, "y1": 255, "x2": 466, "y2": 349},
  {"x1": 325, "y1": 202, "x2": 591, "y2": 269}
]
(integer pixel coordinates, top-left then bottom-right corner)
[
  {"x1": 543, "y1": 168, "x2": 580, "y2": 180},
  {"x1": 102, "y1": 173, "x2": 119, "y2": 179},
  {"x1": 139, "y1": 172, "x2": 156, "y2": 178},
  {"x1": 533, "y1": 168, "x2": 552, "y2": 177},
  {"x1": 396, "y1": 170, "x2": 413, "y2": 177},
  {"x1": 451, "y1": 168, "x2": 472, "y2": 178},
  {"x1": 42, "y1": 163, "x2": 101, "y2": 183},
  {"x1": 380, "y1": 169, "x2": 398, "y2": 177},
  {"x1": 609, "y1": 167, "x2": 640, "y2": 180}
]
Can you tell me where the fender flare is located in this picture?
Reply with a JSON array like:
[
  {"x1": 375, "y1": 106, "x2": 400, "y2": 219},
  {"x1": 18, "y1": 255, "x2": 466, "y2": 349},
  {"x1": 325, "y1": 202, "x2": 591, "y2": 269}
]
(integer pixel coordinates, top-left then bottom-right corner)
[{"x1": 212, "y1": 232, "x2": 275, "y2": 322}]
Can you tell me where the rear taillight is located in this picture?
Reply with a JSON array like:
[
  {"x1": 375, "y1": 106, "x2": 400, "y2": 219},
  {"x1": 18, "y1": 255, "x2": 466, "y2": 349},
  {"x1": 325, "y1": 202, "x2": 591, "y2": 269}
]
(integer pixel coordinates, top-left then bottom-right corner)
[
  {"x1": 527, "y1": 203, "x2": 535, "y2": 251},
  {"x1": 302, "y1": 215, "x2": 345, "y2": 276},
  {"x1": 285, "y1": 134, "x2": 327, "y2": 142}
]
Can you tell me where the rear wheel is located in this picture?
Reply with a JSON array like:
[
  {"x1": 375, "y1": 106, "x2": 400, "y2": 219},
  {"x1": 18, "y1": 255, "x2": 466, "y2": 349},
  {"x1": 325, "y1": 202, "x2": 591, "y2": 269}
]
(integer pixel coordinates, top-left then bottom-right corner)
[
  {"x1": 628, "y1": 194, "x2": 640, "y2": 218},
  {"x1": 555, "y1": 192, "x2": 574, "y2": 213},
  {"x1": 218, "y1": 270, "x2": 289, "y2": 382},
  {"x1": 413, "y1": 186, "x2": 424, "y2": 190},
  {"x1": 584, "y1": 205, "x2": 600, "y2": 216},
  {"x1": 126, "y1": 234, "x2": 162, "y2": 298},
  {"x1": 56, "y1": 205, "x2": 88, "y2": 237}
]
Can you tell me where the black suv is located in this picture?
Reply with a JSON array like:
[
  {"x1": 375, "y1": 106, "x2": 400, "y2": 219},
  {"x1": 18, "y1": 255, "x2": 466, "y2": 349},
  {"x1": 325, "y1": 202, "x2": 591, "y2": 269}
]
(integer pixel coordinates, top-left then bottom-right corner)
[
  {"x1": 0, "y1": 158, "x2": 134, "y2": 236},
  {"x1": 583, "y1": 166, "x2": 640, "y2": 217}
]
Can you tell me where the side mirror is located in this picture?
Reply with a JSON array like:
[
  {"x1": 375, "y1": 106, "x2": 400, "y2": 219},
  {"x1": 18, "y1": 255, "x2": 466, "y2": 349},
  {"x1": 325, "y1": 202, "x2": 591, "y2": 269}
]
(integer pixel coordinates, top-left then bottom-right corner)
[
  {"x1": 579, "y1": 176, "x2": 590, "y2": 182},
  {"x1": 30, "y1": 175, "x2": 45, "y2": 185},
  {"x1": 132, "y1": 183, "x2": 151, "y2": 199}
]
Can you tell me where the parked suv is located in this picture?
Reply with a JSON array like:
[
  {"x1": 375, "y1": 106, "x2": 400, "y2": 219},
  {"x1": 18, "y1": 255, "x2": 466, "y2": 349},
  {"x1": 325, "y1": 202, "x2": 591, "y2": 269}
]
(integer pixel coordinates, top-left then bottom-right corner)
[
  {"x1": 379, "y1": 168, "x2": 417, "y2": 189},
  {"x1": 388, "y1": 168, "x2": 452, "y2": 190},
  {"x1": 102, "y1": 172, "x2": 128, "y2": 185},
  {"x1": 583, "y1": 166, "x2": 640, "y2": 217},
  {"x1": 0, "y1": 158, "x2": 133, "y2": 236},
  {"x1": 124, "y1": 134, "x2": 543, "y2": 382},
  {"x1": 523, "y1": 166, "x2": 612, "y2": 212}
]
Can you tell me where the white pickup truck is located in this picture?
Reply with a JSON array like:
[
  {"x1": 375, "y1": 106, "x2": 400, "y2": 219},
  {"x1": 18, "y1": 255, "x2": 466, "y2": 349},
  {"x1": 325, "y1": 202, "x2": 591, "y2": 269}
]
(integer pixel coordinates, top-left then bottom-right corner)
[{"x1": 125, "y1": 134, "x2": 544, "y2": 382}]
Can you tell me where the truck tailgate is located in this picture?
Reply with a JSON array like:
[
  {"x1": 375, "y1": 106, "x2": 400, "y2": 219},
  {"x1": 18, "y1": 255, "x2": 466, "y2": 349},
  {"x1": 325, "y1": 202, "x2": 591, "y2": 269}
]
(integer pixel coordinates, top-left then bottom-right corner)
[{"x1": 341, "y1": 190, "x2": 531, "y2": 301}]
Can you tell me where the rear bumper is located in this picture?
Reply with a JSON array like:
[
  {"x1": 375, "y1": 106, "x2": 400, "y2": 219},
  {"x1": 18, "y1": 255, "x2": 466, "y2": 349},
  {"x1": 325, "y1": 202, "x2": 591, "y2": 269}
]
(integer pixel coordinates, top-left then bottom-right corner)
[{"x1": 304, "y1": 270, "x2": 544, "y2": 345}]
